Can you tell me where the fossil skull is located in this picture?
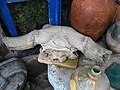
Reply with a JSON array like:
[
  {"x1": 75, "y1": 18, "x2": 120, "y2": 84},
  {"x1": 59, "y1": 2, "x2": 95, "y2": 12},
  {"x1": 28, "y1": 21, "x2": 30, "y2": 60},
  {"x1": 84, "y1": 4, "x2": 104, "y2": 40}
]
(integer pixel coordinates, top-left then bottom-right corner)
[{"x1": 2, "y1": 24, "x2": 112, "y2": 63}]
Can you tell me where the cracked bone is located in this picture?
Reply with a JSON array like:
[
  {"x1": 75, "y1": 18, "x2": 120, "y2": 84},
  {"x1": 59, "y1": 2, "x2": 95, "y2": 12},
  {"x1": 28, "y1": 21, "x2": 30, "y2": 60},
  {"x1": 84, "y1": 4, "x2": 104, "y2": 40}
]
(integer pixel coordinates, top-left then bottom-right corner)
[{"x1": 2, "y1": 24, "x2": 112, "y2": 62}]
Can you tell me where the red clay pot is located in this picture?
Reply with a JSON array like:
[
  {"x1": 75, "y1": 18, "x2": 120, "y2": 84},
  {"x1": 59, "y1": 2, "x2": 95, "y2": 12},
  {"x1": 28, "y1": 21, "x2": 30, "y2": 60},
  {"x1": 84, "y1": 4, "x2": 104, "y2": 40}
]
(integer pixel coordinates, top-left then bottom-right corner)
[
  {"x1": 114, "y1": 4, "x2": 120, "y2": 22},
  {"x1": 71, "y1": 0, "x2": 116, "y2": 41}
]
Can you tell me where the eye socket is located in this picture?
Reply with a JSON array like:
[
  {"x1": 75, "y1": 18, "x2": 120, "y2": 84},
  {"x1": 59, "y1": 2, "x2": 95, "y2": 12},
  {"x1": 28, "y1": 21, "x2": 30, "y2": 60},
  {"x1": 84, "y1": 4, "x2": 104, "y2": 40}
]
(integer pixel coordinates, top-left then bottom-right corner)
[
  {"x1": 45, "y1": 53, "x2": 49, "y2": 57},
  {"x1": 44, "y1": 51, "x2": 49, "y2": 57},
  {"x1": 61, "y1": 54, "x2": 66, "y2": 58},
  {"x1": 73, "y1": 51, "x2": 78, "y2": 57},
  {"x1": 53, "y1": 58, "x2": 58, "y2": 61},
  {"x1": 61, "y1": 55, "x2": 68, "y2": 60}
]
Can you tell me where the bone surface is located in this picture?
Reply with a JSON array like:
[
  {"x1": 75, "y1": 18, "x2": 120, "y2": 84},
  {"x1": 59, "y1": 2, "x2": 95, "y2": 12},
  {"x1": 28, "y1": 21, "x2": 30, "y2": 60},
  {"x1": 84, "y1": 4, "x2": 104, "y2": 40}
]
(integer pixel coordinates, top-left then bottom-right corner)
[{"x1": 3, "y1": 25, "x2": 112, "y2": 62}]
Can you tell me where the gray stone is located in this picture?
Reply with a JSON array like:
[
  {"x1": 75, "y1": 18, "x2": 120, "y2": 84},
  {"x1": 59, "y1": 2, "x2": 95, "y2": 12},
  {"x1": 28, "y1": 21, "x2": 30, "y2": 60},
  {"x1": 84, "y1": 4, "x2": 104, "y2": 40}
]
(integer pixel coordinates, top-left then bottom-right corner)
[
  {"x1": 0, "y1": 25, "x2": 9, "y2": 58},
  {"x1": 22, "y1": 55, "x2": 47, "y2": 78},
  {"x1": 0, "y1": 58, "x2": 27, "y2": 90},
  {"x1": 48, "y1": 65, "x2": 73, "y2": 90},
  {"x1": 0, "y1": 76, "x2": 7, "y2": 89},
  {"x1": 24, "y1": 71, "x2": 53, "y2": 90},
  {"x1": 34, "y1": 71, "x2": 53, "y2": 89},
  {"x1": 3, "y1": 45, "x2": 40, "y2": 62},
  {"x1": 5, "y1": 73, "x2": 26, "y2": 90}
]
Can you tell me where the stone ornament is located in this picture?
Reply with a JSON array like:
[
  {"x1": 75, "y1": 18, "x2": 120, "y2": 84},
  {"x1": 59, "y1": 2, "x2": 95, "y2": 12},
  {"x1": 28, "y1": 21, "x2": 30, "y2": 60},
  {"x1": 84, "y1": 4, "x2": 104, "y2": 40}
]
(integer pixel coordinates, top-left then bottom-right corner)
[
  {"x1": 106, "y1": 21, "x2": 120, "y2": 53},
  {"x1": 0, "y1": 58, "x2": 27, "y2": 90}
]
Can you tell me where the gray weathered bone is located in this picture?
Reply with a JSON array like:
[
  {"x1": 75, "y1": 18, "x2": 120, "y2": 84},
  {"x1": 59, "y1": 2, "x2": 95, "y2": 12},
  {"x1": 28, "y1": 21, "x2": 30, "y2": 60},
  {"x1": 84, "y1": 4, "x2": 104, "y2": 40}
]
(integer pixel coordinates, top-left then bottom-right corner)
[{"x1": 2, "y1": 24, "x2": 112, "y2": 62}]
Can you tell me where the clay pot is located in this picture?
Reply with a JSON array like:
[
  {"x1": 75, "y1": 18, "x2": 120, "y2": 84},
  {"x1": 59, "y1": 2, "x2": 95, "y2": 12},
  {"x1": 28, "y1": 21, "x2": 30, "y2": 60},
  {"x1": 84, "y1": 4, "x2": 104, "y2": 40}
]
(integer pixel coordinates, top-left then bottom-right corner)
[
  {"x1": 114, "y1": 3, "x2": 120, "y2": 22},
  {"x1": 70, "y1": 66, "x2": 110, "y2": 90},
  {"x1": 106, "y1": 21, "x2": 120, "y2": 53},
  {"x1": 71, "y1": 0, "x2": 116, "y2": 41}
]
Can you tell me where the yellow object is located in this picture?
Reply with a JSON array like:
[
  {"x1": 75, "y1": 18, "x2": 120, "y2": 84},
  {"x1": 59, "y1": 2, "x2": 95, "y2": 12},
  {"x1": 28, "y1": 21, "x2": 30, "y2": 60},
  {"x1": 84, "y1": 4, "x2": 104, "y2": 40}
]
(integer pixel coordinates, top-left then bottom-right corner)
[
  {"x1": 70, "y1": 79, "x2": 77, "y2": 90},
  {"x1": 53, "y1": 58, "x2": 78, "y2": 69},
  {"x1": 38, "y1": 53, "x2": 78, "y2": 69}
]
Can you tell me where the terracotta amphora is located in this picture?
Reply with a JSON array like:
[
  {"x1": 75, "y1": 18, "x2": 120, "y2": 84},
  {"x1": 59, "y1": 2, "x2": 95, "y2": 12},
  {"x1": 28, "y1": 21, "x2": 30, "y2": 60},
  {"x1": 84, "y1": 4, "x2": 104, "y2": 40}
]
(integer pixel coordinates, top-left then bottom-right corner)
[
  {"x1": 114, "y1": 2, "x2": 120, "y2": 22},
  {"x1": 71, "y1": 0, "x2": 116, "y2": 41}
]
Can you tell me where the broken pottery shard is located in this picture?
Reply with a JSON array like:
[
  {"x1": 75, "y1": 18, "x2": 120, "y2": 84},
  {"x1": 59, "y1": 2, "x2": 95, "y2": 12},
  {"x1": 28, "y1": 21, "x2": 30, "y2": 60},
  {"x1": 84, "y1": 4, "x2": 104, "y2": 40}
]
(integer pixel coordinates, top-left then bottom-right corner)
[{"x1": 0, "y1": 58, "x2": 27, "y2": 90}]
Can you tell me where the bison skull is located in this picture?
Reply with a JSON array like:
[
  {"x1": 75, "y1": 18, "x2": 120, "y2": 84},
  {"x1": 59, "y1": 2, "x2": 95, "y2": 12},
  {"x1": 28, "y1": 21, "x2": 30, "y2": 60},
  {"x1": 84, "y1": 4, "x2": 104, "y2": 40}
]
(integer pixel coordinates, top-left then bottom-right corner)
[{"x1": 2, "y1": 24, "x2": 112, "y2": 63}]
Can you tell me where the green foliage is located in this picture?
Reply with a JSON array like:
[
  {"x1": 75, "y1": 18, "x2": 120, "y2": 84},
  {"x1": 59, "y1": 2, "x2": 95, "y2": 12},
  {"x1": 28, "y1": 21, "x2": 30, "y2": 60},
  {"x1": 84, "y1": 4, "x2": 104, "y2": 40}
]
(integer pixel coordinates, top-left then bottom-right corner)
[{"x1": 10, "y1": 0, "x2": 48, "y2": 35}]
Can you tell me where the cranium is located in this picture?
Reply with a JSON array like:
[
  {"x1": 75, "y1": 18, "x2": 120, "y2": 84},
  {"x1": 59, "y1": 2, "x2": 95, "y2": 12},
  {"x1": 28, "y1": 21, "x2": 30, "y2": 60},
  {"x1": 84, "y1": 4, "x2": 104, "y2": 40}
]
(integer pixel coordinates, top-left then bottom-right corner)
[{"x1": 2, "y1": 24, "x2": 112, "y2": 63}]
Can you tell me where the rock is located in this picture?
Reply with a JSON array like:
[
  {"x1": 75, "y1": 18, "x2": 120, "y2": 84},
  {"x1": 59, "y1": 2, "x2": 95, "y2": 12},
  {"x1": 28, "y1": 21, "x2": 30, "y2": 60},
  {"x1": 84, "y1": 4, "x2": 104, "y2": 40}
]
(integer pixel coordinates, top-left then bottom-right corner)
[
  {"x1": 0, "y1": 25, "x2": 9, "y2": 59},
  {"x1": 3, "y1": 45, "x2": 41, "y2": 61},
  {"x1": 34, "y1": 71, "x2": 53, "y2": 89},
  {"x1": 0, "y1": 58, "x2": 27, "y2": 90},
  {"x1": 0, "y1": 43, "x2": 9, "y2": 58},
  {"x1": 22, "y1": 55, "x2": 47, "y2": 78},
  {"x1": 24, "y1": 71, "x2": 53, "y2": 90},
  {"x1": 23, "y1": 81, "x2": 43, "y2": 90},
  {"x1": 48, "y1": 65, "x2": 74, "y2": 90}
]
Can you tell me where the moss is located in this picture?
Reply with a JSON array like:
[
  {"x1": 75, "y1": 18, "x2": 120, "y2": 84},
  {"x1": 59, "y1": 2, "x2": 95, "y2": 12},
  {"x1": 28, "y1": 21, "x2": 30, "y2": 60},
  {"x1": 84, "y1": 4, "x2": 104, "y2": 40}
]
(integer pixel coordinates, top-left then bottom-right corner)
[
  {"x1": 54, "y1": 58, "x2": 78, "y2": 69},
  {"x1": 10, "y1": 0, "x2": 48, "y2": 35},
  {"x1": 8, "y1": 0, "x2": 72, "y2": 35}
]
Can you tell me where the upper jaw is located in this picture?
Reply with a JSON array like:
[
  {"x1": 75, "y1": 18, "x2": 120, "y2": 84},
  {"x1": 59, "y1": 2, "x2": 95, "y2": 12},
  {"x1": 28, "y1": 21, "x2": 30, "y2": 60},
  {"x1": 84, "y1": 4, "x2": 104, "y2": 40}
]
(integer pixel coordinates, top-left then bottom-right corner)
[{"x1": 40, "y1": 49, "x2": 78, "y2": 62}]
